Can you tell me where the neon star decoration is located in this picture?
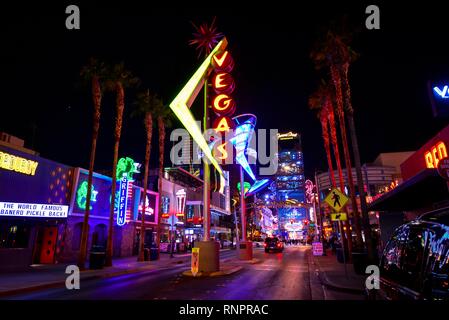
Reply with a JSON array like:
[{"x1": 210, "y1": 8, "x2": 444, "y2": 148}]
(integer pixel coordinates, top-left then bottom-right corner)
[{"x1": 169, "y1": 38, "x2": 228, "y2": 177}]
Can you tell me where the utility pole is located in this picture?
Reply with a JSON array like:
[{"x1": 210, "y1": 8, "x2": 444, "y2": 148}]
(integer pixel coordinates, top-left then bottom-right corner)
[{"x1": 314, "y1": 170, "x2": 326, "y2": 256}]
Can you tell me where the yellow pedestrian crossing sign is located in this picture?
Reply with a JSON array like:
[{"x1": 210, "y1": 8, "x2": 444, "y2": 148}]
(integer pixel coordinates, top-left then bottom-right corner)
[
  {"x1": 324, "y1": 188, "x2": 349, "y2": 211},
  {"x1": 331, "y1": 213, "x2": 347, "y2": 221}
]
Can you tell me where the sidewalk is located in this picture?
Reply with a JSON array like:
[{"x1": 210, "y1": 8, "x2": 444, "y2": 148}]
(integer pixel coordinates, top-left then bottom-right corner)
[
  {"x1": 0, "y1": 249, "x2": 231, "y2": 297},
  {"x1": 310, "y1": 248, "x2": 366, "y2": 294}
]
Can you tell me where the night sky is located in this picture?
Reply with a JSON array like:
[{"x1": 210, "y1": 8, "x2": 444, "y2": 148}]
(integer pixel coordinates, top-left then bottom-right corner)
[{"x1": 1, "y1": 1, "x2": 449, "y2": 179}]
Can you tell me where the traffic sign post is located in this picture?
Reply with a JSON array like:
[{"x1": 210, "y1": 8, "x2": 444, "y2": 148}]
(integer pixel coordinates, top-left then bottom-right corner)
[
  {"x1": 330, "y1": 213, "x2": 348, "y2": 221},
  {"x1": 324, "y1": 188, "x2": 349, "y2": 212},
  {"x1": 325, "y1": 188, "x2": 350, "y2": 279}
]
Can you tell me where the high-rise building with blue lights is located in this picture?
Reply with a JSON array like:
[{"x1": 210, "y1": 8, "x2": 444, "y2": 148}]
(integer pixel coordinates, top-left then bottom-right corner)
[{"x1": 275, "y1": 132, "x2": 307, "y2": 239}]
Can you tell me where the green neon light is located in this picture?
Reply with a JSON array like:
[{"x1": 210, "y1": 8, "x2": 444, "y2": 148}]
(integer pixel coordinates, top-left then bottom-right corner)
[
  {"x1": 116, "y1": 157, "x2": 139, "y2": 180},
  {"x1": 169, "y1": 39, "x2": 228, "y2": 177},
  {"x1": 76, "y1": 181, "x2": 98, "y2": 210},
  {"x1": 237, "y1": 181, "x2": 251, "y2": 195}
]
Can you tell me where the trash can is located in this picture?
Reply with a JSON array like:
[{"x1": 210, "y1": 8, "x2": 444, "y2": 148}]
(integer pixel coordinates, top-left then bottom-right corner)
[
  {"x1": 89, "y1": 245, "x2": 105, "y2": 269},
  {"x1": 150, "y1": 247, "x2": 159, "y2": 261},
  {"x1": 352, "y1": 251, "x2": 368, "y2": 275}
]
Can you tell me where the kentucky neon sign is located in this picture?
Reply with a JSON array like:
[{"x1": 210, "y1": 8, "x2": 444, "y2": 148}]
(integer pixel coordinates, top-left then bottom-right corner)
[
  {"x1": 0, "y1": 151, "x2": 38, "y2": 176},
  {"x1": 425, "y1": 141, "x2": 447, "y2": 168}
]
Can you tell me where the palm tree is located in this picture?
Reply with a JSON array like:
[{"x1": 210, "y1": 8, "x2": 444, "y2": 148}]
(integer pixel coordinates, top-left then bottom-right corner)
[
  {"x1": 341, "y1": 59, "x2": 375, "y2": 260},
  {"x1": 154, "y1": 103, "x2": 174, "y2": 258},
  {"x1": 77, "y1": 58, "x2": 107, "y2": 270},
  {"x1": 132, "y1": 90, "x2": 164, "y2": 262},
  {"x1": 104, "y1": 63, "x2": 140, "y2": 267},
  {"x1": 308, "y1": 82, "x2": 336, "y2": 188}
]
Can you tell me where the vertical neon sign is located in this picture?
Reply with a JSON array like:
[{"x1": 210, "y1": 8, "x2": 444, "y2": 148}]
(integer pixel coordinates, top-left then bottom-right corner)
[{"x1": 117, "y1": 173, "x2": 129, "y2": 226}]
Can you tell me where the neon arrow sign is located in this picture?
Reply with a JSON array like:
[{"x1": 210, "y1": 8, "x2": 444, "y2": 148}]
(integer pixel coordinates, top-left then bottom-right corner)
[
  {"x1": 434, "y1": 85, "x2": 449, "y2": 99},
  {"x1": 168, "y1": 38, "x2": 228, "y2": 177}
]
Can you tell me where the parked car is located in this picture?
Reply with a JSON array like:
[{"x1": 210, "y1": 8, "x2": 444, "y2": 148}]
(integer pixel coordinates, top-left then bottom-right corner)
[
  {"x1": 264, "y1": 237, "x2": 284, "y2": 253},
  {"x1": 378, "y1": 206, "x2": 449, "y2": 300}
]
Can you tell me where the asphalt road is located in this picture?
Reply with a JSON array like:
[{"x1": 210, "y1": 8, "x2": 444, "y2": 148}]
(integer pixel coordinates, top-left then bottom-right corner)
[{"x1": 7, "y1": 246, "x2": 363, "y2": 300}]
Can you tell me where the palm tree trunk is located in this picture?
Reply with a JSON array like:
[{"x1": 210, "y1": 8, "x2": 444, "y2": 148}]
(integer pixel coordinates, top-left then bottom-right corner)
[
  {"x1": 155, "y1": 116, "x2": 166, "y2": 259},
  {"x1": 138, "y1": 113, "x2": 153, "y2": 262},
  {"x1": 341, "y1": 63, "x2": 374, "y2": 260},
  {"x1": 327, "y1": 99, "x2": 345, "y2": 191},
  {"x1": 77, "y1": 75, "x2": 101, "y2": 270},
  {"x1": 319, "y1": 107, "x2": 336, "y2": 188},
  {"x1": 327, "y1": 95, "x2": 352, "y2": 257},
  {"x1": 105, "y1": 82, "x2": 125, "y2": 267}
]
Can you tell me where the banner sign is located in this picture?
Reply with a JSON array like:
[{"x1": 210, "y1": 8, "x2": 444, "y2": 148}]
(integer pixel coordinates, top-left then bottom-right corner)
[
  {"x1": 312, "y1": 242, "x2": 324, "y2": 256},
  {"x1": 0, "y1": 202, "x2": 68, "y2": 218}
]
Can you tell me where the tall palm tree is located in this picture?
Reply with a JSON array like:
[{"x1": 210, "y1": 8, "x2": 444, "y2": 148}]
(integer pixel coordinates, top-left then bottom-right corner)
[
  {"x1": 341, "y1": 60, "x2": 375, "y2": 260},
  {"x1": 308, "y1": 83, "x2": 336, "y2": 188},
  {"x1": 77, "y1": 58, "x2": 107, "y2": 270},
  {"x1": 155, "y1": 103, "x2": 173, "y2": 258},
  {"x1": 132, "y1": 90, "x2": 164, "y2": 262},
  {"x1": 104, "y1": 63, "x2": 139, "y2": 267}
]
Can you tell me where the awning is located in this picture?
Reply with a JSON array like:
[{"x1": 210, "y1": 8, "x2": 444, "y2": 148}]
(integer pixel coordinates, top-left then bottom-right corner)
[{"x1": 368, "y1": 169, "x2": 449, "y2": 211}]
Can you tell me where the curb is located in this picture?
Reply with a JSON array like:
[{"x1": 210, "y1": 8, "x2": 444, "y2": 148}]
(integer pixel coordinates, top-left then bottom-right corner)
[
  {"x1": 309, "y1": 250, "x2": 365, "y2": 295},
  {"x1": 182, "y1": 266, "x2": 243, "y2": 278},
  {"x1": 0, "y1": 261, "x2": 185, "y2": 298},
  {"x1": 0, "y1": 253, "x2": 233, "y2": 297}
]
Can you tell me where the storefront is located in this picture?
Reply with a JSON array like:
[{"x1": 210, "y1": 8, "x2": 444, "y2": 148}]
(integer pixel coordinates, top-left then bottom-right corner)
[
  {"x1": 369, "y1": 124, "x2": 449, "y2": 249},
  {"x1": 0, "y1": 144, "x2": 73, "y2": 271},
  {"x1": 62, "y1": 165, "x2": 160, "y2": 262}
]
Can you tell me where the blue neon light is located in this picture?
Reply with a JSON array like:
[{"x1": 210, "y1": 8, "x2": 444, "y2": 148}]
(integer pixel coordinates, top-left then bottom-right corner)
[
  {"x1": 434, "y1": 85, "x2": 449, "y2": 99},
  {"x1": 116, "y1": 173, "x2": 129, "y2": 226},
  {"x1": 246, "y1": 179, "x2": 270, "y2": 196},
  {"x1": 230, "y1": 116, "x2": 257, "y2": 181}
]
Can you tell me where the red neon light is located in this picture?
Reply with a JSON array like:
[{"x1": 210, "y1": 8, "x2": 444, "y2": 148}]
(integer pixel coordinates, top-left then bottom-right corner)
[
  {"x1": 216, "y1": 142, "x2": 228, "y2": 160},
  {"x1": 212, "y1": 94, "x2": 235, "y2": 115},
  {"x1": 213, "y1": 116, "x2": 232, "y2": 133},
  {"x1": 212, "y1": 72, "x2": 235, "y2": 95},
  {"x1": 212, "y1": 51, "x2": 234, "y2": 72},
  {"x1": 161, "y1": 213, "x2": 170, "y2": 219},
  {"x1": 425, "y1": 141, "x2": 447, "y2": 168}
]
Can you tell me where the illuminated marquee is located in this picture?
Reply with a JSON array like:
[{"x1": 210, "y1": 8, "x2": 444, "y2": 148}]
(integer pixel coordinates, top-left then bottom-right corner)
[
  {"x1": 425, "y1": 141, "x2": 447, "y2": 168},
  {"x1": 0, "y1": 151, "x2": 38, "y2": 176},
  {"x1": 0, "y1": 201, "x2": 68, "y2": 218}
]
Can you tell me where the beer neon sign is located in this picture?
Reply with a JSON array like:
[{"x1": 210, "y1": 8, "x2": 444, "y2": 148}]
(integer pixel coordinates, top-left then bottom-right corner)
[{"x1": 424, "y1": 141, "x2": 447, "y2": 168}]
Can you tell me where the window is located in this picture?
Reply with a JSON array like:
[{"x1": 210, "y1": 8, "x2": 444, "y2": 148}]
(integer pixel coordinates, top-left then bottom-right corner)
[
  {"x1": 380, "y1": 226, "x2": 408, "y2": 284},
  {"x1": 72, "y1": 222, "x2": 84, "y2": 251},
  {"x1": 402, "y1": 227, "x2": 427, "y2": 291},
  {"x1": 0, "y1": 221, "x2": 30, "y2": 249}
]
